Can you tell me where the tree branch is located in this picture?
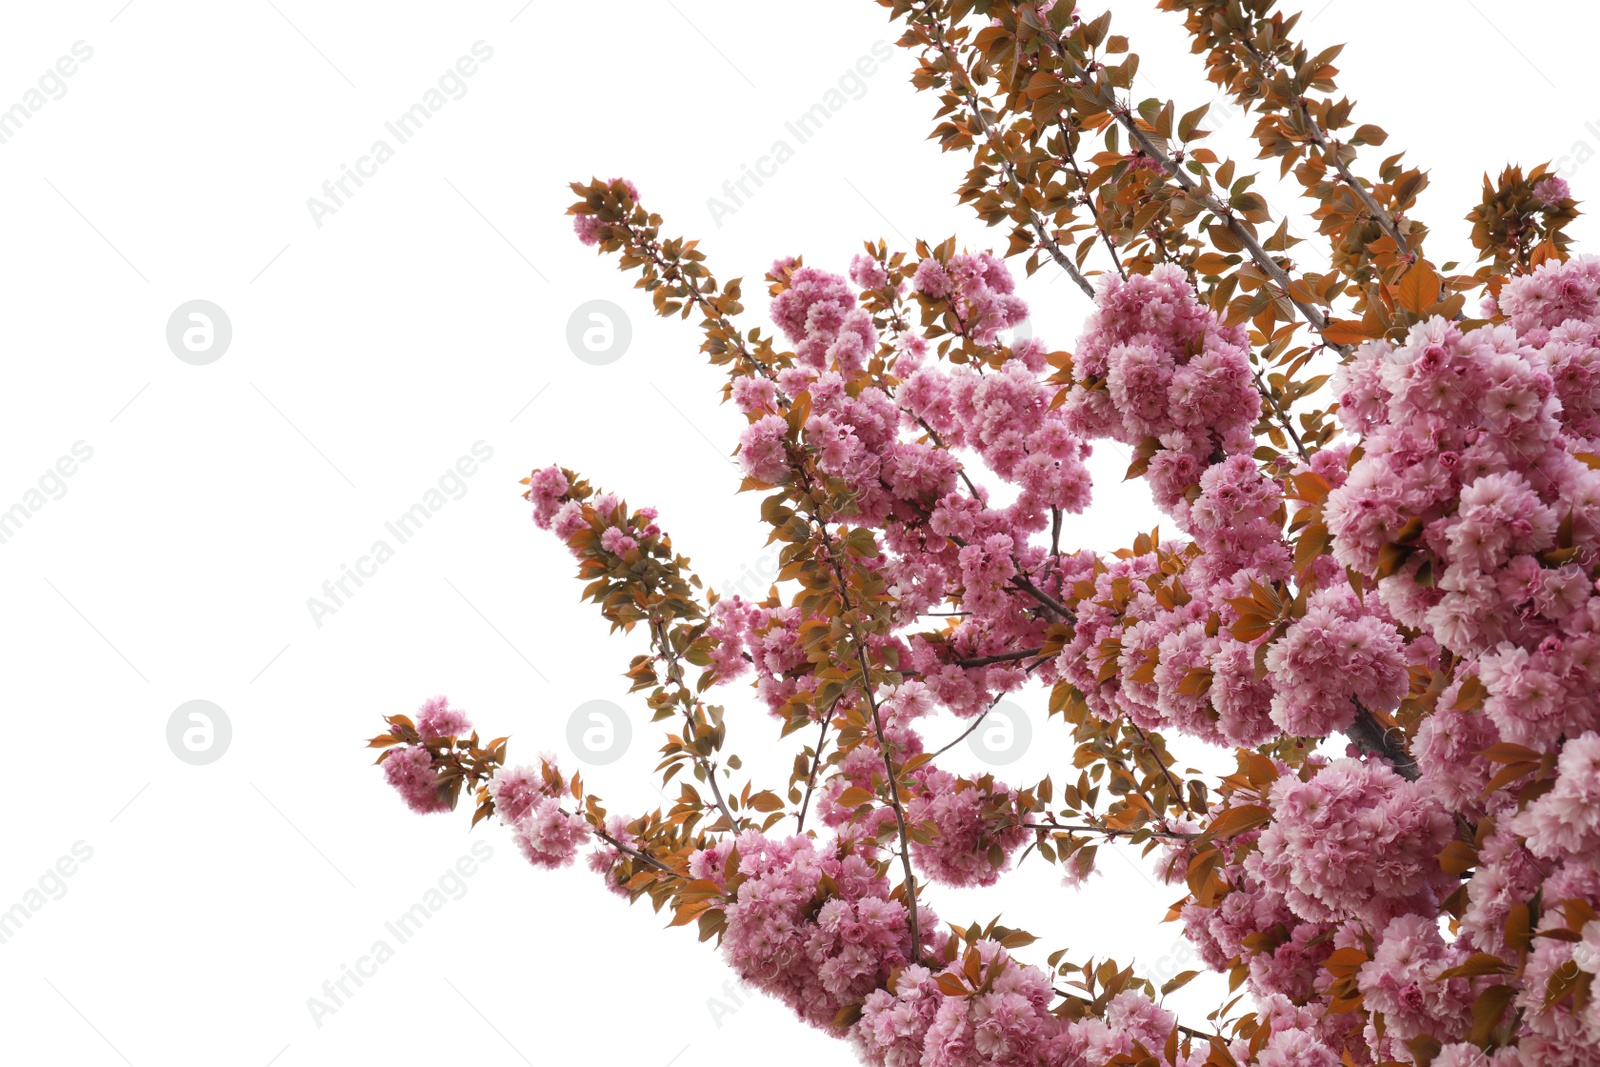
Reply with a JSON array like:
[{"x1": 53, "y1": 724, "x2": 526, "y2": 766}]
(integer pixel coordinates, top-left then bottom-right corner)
[
  {"x1": 795, "y1": 717, "x2": 831, "y2": 833},
  {"x1": 1346, "y1": 698, "x2": 1419, "y2": 780}
]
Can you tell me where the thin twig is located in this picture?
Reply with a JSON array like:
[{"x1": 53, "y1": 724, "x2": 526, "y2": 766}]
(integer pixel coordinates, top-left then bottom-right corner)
[
  {"x1": 795, "y1": 717, "x2": 831, "y2": 833},
  {"x1": 954, "y1": 647, "x2": 1044, "y2": 669},
  {"x1": 919, "y1": 7, "x2": 1096, "y2": 299}
]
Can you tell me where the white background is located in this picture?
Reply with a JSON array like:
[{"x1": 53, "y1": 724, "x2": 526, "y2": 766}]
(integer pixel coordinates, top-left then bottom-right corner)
[{"x1": 2, "y1": 2, "x2": 1597, "y2": 1064}]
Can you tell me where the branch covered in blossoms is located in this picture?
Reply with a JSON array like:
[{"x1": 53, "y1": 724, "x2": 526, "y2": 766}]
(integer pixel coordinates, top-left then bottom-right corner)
[{"x1": 373, "y1": 3, "x2": 1600, "y2": 1066}]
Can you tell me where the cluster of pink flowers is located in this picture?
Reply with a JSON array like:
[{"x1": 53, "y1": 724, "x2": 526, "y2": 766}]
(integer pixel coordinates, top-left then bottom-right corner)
[
  {"x1": 1517, "y1": 922, "x2": 1600, "y2": 1064},
  {"x1": 711, "y1": 831, "x2": 924, "y2": 1029},
  {"x1": 903, "y1": 944, "x2": 1060, "y2": 1066},
  {"x1": 856, "y1": 957, "x2": 1247, "y2": 1067},
  {"x1": 1248, "y1": 759, "x2": 1454, "y2": 926},
  {"x1": 1167, "y1": 777, "x2": 1457, "y2": 1063},
  {"x1": 805, "y1": 371, "x2": 903, "y2": 496},
  {"x1": 1260, "y1": 585, "x2": 1409, "y2": 737},
  {"x1": 854, "y1": 942, "x2": 1100, "y2": 1066},
  {"x1": 527, "y1": 465, "x2": 571, "y2": 528},
  {"x1": 382, "y1": 696, "x2": 476, "y2": 813},
  {"x1": 484, "y1": 762, "x2": 548, "y2": 823},
  {"x1": 585, "y1": 813, "x2": 639, "y2": 896},
  {"x1": 1170, "y1": 745, "x2": 1600, "y2": 1063},
  {"x1": 725, "y1": 256, "x2": 1096, "y2": 724},
  {"x1": 738, "y1": 414, "x2": 792, "y2": 485},
  {"x1": 1413, "y1": 695, "x2": 1503, "y2": 810},
  {"x1": 1184, "y1": 453, "x2": 1291, "y2": 588},
  {"x1": 1255, "y1": 1028, "x2": 1340, "y2": 1067},
  {"x1": 1062, "y1": 265, "x2": 1260, "y2": 514},
  {"x1": 910, "y1": 252, "x2": 1029, "y2": 346},
  {"x1": 1112, "y1": 258, "x2": 1600, "y2": 1067},
  {"x1": 1327, "y1": 268, "x2": 1600, "y2": 683},
  {"x1": 1507, "y1": 730, "x2": 1600, "y2": 866},
  {"x1": 1456, "y1": 823, "x2": 1544, "y2": 956},
  {"x1": 526, "y1": 471, "x2": 663, "y2": 557},
  {"x1": 1051, "y1": 543, "x2": 1292, "y2": 748},
  {"x1": 1533, "y1": 175, "x2": 1572, "y2": 208},
  {"x1": 704, "y1": 595, "x2": 815, "y2": 714},
  {"x1": 1356, "y1": 914, "x2": 1478, "y2": 1052},
  {"x1": 815, "y1": 721, "x2": 921, "y2": 836},
  {"x1": 1305, "y1": 260, "x2": 1600, "y2": 1064},
  {"x1": 900, "y1": 357, "x2": 1093, "y2": 519},
  {"x1": 1185, "y1": 884, "x2": 1337, "y2": 1011},
  {"x1": 850, "y1": 253, "x2": 893, "y2": 292},
  {"x1": 488, "y1": 762, "x2": 589, "y2": 869},
  {"x1": 904, "y1": 769, "x2": 1028, "y2": 888},
  {"x1": 1044, "y1": 272, "x2": 1373, "y2": 755},
  {"x1": 688, "y1": 799, "x2": 1347, "y2": 1067},
  {"x1": 510, "y1": 796, "x2": 589, "y2": 868},
  {"x1": 382, "y1": 745, "x2": 451, "y2": 814},
  {"x1": 771, "y1": 263, "x2": 871, "y2": 372},
  {"x1": 854, "y1": 964, "x2": 947, "y2": 1066},
  {"x1": 416, "y1": 695, "x2": 471, "y2": 739}
]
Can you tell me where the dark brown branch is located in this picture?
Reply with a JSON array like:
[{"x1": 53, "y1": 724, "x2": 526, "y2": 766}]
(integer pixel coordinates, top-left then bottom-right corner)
[
  {"x1": 1252, "y1": 367, "x2": 1310, "y2": 462},
  {"x1": 795, "y1": 717, "x2": 830, "y2": 833},
  {"x1": 954, "y1": 647, "x2": 1044, "y2": 669},
  {"x1": 1347, "y1": 698, "x2": 1419, "y2": 780},
  {"x1": 1023, "y1": 816, "x2": 1198, "y2": 842},
  {"x1": 1010, "y1": 574, "x2": 1076, "y2": 623},
  {"x1": 585, "y1": 817, "x2": 672, "y2": 873}
]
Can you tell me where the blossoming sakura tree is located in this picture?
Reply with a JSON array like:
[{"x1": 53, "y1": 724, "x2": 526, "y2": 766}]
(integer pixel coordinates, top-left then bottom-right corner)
[{"x1": 370, "y1": 2, "x2": 1600, "y2": 1064}]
